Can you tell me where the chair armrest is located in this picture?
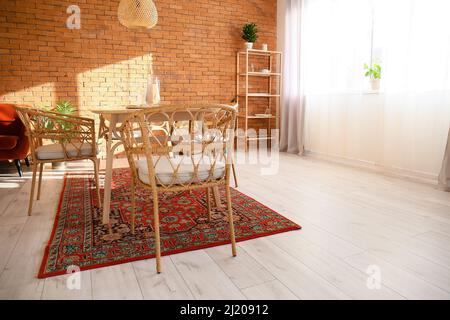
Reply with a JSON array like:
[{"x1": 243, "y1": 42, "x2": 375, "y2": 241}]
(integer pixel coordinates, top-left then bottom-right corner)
[
  {"x1": 38, "y1": 109, "x2": 95, "y2": 124},
  {"x1": 15, "y1": 106, "x2": 97, "y2": 158}
]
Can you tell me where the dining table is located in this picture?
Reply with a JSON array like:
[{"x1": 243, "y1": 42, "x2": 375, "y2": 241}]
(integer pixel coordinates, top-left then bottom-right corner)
[{"x1": 90, "y1": 106, "x2": 229, "y2": 225}]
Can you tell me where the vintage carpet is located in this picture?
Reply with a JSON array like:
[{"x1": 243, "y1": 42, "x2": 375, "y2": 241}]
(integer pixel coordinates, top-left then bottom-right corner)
[{"x1": 38, "y1": 168, "x2": 301, "y2": 278}]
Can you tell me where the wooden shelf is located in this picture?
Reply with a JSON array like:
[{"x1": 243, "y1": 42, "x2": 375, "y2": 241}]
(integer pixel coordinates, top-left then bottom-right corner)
[
  {"x1": 246, "y1": 136, "x2": 274, "y2": 141},
  {"x1": 236, "y1": 49, "x2": 282, "y2": 151},
  {"x1": 239, "y1": 72, "x2": 282, "y2": 77},
  {"x1": 238, "y1": 49, "x2": 282, "y2": 56},
  {"x1": 238, "y1": 93, "x2": 280, "y2": 97},
  {"x1": 238, "y1": 115, "x2": 279, "y2": 119}
]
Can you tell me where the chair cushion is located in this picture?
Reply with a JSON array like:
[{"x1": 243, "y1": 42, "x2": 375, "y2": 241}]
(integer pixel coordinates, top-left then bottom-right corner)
[
  {"x1": 36, "y1": 142, "x2": 97, "y2": 160},
  {"x1": 136, "y1": 155, "x2": 225, "y2": 185},
  {"x1": 0, "y1": 135, "x2": 18, "y2": 150}
]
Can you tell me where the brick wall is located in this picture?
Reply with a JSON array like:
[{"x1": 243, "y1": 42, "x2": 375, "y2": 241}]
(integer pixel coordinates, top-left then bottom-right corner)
[{"x1": 0, "y1": 0, "x2": 277, "y2": 116}]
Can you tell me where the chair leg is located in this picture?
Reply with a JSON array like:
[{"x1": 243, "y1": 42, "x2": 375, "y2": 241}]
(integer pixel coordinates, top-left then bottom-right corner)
[
  {"x1": 131, "y1": 179, "x2": 136, "y2": 235},
  {"x1": 232, "y1": 163, "x2": 238, "y2": 188},
  {"x1": 153, "y1": 192, "x2": 162, "y2": 274},
  {"x1": 14, "y1": 159, "x2": 23, "y2": 177},
  {"x1": 37, "y1": 163, "x2": 44, "y2": 200},
  {"x1": 24, "y1": 156, "x2": 30, "y2": 167},
  {"x1": 225, "y1": 185, "x2": 237, "y2": 257},
  {"x1": 28, "y1": 164, "x2": 38, "y2": 216},
  {"x1": 206, "y1": 187, "x2": 212, "y2": 222},
  {"x1": 93, "y1": 159, "x2": 102, "y2": 208}
]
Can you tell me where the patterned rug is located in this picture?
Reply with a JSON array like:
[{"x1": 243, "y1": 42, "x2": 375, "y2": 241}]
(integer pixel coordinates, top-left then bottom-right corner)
[{"x1": 38, "y1": 168, "x2": 301, "y2": 278}]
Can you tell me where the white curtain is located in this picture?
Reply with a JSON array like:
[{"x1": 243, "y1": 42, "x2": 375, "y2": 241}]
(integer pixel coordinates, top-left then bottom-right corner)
[
  {"x1": 375, "y1": 0, "x2": 450, "y2": 183},
  {"x1": 439, "y1": 128, "x2": 450, "y2": 191},
  {"x1": 302, "y1": 0, "x2": 372, "y2": 95},
  {"x1": 300, "y1": 0, "x2": 450, "y2": 184},
  {"x1": 280, "y1": 0, "x2": 305, "y2": 155}
]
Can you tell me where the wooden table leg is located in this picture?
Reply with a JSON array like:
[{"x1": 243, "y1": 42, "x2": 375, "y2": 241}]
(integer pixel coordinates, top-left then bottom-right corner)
[
  {"x1": 102, "y1": 131, "x2": 114, "y2": 225},
  {"x1": 212, "y1": 186, "x2": 223, "y2": 208}
]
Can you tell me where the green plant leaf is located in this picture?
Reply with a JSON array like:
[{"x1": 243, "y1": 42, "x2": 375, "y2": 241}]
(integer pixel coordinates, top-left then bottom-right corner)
[
  {"x1": 242, "y1": 23, "x2": 258, "y2": 43},
  {"x1": 55, "y1": 101, "x2": 76, "y2": 115},
  {"x1": 363, "y1": 62, "x2": 382, "y2": 79},
  {"x1": 41, "y1": 101, "x2": 76, "y2": 133}
]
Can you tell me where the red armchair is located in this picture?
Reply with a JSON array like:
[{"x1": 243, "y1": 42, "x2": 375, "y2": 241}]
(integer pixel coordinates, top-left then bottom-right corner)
[{"x1": 0, "y1": 104, "x2": 30, "y2": 176}]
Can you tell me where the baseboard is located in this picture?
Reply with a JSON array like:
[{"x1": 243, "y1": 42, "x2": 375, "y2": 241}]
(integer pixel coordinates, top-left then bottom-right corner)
[{"x1": 304, "y1": 150, "x2": 438, "y2": 186}]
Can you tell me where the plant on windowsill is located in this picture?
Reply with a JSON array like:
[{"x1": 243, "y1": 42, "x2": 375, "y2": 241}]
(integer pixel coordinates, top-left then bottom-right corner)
[
  {"x1": 42, "y1": 101, "x2": 77, "y2": 169},
  {"x1": 364, "y1": 63, "x2": 382, "y2": 91},
  {"x1": 242, "y1": 23, "x2": 258, "y2": 50}
]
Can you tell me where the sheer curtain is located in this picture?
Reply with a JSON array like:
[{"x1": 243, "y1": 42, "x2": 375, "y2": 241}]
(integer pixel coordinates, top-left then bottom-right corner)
[
  {"x1": 302, "y1": 0, "x2": 372, "y2": 95},
  {"x1": 440, "y1": 129, "x2": 450, "y2": 191},
  {"x1": 280, "y1": 0, "x2": 305, "y2": 155},
  {"x1": 375, "y1": 0, "x2": 450, "y2": 186},
  {"x1": 300, "y1": 0, "x2": 450, "y2": 184}
]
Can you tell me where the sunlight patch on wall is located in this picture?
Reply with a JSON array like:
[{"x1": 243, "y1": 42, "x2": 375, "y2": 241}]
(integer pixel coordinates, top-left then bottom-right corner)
[
  {"x1": 0, "y1": 83, "x2": 56, "y2": 107},
  {"x1": 76, "y1": 54, "x2": 153, "y2": 113}
]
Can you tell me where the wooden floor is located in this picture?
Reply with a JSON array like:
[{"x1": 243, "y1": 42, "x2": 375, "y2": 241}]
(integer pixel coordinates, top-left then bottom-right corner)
[{"x1": 0, "y1": 153, "x2": 450, "y2": 300}]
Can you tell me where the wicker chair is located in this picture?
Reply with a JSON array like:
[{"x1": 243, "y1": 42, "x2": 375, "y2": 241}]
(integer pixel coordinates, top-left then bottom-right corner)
[
  {"x1": 15, "y1": 106, "x2": 101, "y2": 216},
  {"x1": 120, "y1": 104, "x2": 237, "y2": 274}
]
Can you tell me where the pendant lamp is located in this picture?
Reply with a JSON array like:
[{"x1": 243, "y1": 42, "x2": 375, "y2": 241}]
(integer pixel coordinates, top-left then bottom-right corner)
[{"x1": 118, "y1": 0, "x2": 158, "y2": 29}]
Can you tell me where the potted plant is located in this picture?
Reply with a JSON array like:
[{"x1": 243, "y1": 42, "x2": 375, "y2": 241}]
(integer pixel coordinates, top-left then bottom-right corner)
[
  {"x1": 242, "y1": 23, "x2": 258, "y2": 50},
  {"x1": 364, "y1": 63, "x2": 382, "y2": 91},
  {"x1": 42, "y1": 101, "x2": 77, "y2": 169}
]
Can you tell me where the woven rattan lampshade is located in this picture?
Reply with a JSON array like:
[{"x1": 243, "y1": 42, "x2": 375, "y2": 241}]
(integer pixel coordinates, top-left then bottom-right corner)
[{"x1": 118, "y1": 0, "x2": 158, "y2": 29}]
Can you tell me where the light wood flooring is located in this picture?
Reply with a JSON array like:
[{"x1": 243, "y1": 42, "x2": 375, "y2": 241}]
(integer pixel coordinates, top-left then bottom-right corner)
[{"x1": 0, "y1": 153, "x2": 449, "y2": 300}]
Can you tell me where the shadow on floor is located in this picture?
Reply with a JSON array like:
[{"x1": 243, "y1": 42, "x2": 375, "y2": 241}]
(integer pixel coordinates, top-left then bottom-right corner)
[{"x1": 0, "y1": 160, "x2": 30, "y2": 177}]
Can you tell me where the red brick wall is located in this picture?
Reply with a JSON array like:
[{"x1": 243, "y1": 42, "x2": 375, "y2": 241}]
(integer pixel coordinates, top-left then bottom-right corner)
[{"x1": 0, "y1": 0, "x2": 277, "y2": 115}]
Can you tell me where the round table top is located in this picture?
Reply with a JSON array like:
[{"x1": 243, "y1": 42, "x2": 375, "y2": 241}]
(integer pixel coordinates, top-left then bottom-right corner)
[
  {"x1": 90, "y1": 103, "x2": 237, "y2": 115},
  {"x1": 90, "y1": 105, "x2": 161, "y2": 115}
]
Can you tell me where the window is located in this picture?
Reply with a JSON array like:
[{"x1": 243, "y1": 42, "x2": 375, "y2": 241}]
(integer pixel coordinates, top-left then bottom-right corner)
[{"x1": 302, "y1": 0, "x2": 450, "y2": 94}]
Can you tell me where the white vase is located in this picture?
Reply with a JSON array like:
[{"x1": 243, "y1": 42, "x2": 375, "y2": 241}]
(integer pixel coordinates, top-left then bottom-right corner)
[
  {"x1": 370, "y1": 79, "x2": 380, "y2": 91},
  {"x1": 245, "y1": 42, "x2": 254, "y2": 50},
  {"x1": 146, "y1": 76, "x2": 161, "y2": 106}
]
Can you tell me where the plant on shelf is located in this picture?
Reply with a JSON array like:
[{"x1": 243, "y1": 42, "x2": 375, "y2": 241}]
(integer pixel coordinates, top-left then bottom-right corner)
[
  {"x1": 242, "y1": 23, "x2": 258, "y2": 50},
  {"x1": 364, "y1": 63, "x2": 382, "y2": 91}
]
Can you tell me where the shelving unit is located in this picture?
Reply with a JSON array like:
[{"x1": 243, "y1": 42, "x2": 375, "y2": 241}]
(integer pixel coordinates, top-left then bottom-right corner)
[{"x1": 236, "y1": 49, "x2": 282, "y2": 150}]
